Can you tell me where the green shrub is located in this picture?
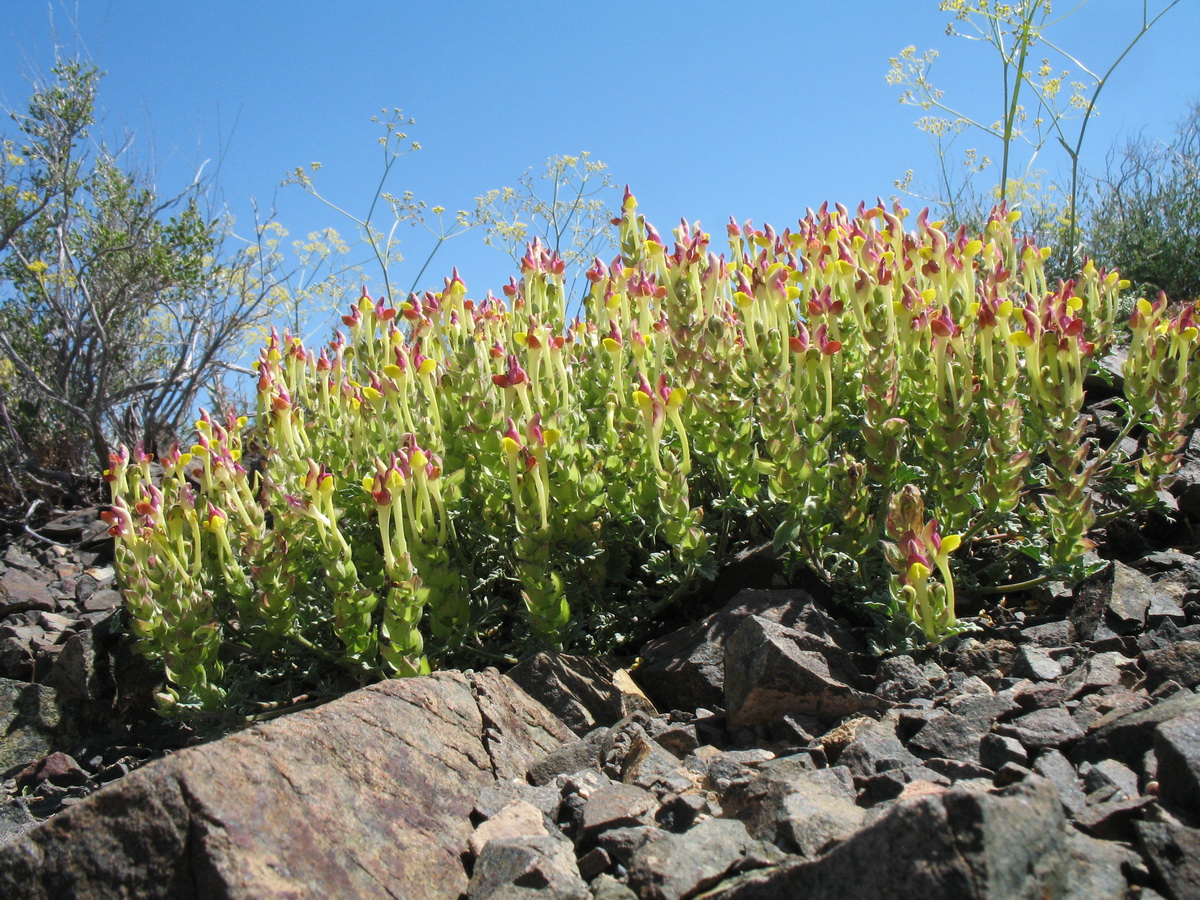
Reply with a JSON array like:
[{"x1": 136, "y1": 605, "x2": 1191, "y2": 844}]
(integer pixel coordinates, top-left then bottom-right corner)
[{"x1": 104, "y1": 191, "x2": 1199, "y2": 723}]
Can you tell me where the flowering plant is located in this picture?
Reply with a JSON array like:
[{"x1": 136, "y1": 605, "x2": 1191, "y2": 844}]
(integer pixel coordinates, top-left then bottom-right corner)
[{"x1": 106, "y1": 190, "x2": 1197, "y2": 721}]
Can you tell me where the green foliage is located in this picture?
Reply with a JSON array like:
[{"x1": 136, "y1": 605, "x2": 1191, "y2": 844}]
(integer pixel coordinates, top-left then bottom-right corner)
[
  {"x1": 1085, "y1": 101, "x2": 1200, "y2": 304},
  {"x1": 0, "y1": 60, "x2": 295, "y2": 512},
  {"x1": 105, "y1": 191, "x2": 1200, "y2": 723}
]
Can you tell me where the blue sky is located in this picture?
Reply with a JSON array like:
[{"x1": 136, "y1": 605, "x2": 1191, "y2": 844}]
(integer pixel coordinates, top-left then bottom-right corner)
[{"x1": 3, "y1": 1, "x2": 1198, "y2": 332}]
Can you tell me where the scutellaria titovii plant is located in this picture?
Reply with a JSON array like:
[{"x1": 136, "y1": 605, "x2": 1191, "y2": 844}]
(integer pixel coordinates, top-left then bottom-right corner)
[{"x1": 105, "y1": 189, "x2": 1200, "y2": 721}]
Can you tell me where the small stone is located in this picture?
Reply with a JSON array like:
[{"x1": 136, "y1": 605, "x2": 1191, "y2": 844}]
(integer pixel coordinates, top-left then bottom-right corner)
[
  {"x1": 994, "y1": 707, "x2": 1085, "y2": 752},
  {"x1": 467, "y1": 835, "x2": 589, "y2": 900},
  {"x1": 979, "y1": 733, "x2": 1028, "y2": 771},
  {"x1": 579, "y1": 783, "x2": 658, "y2": 846},
  {"x1": 1142, "y1": 641, "x2": 1200, "y2": 691},
  {"x1": 468, "y1": 799, "x2": 548, "y2": 858}
]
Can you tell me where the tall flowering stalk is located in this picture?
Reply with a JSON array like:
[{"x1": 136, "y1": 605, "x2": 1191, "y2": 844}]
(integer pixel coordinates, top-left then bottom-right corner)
[{"x1": 105, "y1": 190, "x2": 1197, "y2": 722}]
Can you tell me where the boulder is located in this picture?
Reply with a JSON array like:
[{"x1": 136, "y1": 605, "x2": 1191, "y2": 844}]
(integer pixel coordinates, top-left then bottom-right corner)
[{"x1": 0, "y1": 670, "x2": 571, "y2": 899}]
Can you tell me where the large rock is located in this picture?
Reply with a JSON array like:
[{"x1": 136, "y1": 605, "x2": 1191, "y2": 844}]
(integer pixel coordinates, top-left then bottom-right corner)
[
  {"x1": 724, "y1": 615, "x2": 883, "y2": 728},
  {"x1": 634, "y1": 589, "x2": 851, "y2": 711},
  {"x1": 0, "y1": 669, "x2": 571, "y2": 899},
  {"x1": 704, "y1": 777, "x2": 1069, "y2": 900}
]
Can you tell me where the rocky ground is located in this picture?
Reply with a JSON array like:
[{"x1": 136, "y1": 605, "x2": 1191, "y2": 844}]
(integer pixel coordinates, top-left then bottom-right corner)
[{"x1": 0, "y1": 494, "x2": 1198, "y2": 898}]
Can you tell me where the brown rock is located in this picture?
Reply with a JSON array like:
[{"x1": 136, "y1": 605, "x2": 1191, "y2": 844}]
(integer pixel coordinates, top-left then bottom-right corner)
[{"x1": 0, "y1": 670, "x2": 570, "y2": 899}]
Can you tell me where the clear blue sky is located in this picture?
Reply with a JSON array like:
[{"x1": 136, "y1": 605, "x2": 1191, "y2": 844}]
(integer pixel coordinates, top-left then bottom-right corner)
[{"x1": 3, "y1": 1, "x2": 1198, "y2": 333}]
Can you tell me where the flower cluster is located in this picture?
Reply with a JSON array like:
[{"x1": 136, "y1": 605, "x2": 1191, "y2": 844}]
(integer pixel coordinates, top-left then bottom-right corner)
[{"x1": 105, "y1": 191, "x2": 1197, "y2": 721}]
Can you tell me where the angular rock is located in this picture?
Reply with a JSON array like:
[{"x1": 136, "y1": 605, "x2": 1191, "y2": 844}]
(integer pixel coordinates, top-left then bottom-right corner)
[
  {"x1": 1137, "y1": 820, "x2": 1200, "y2": 900},
  {"x1": 626, "y1": 817, "x2": 781, "y2": 900},
  {"x1": 1063, "y1": 829, "x2": 1145, "y2": 900},
  {"x1": 1032, "y1": 748, "x2": 1089, "y2": 816},
  {"x1": 873, "y1": 655, "x2": 935, "y2": 701},
  {"x1": 907, "y1": 693, "x2": 1017, "y2": 765},
  {"x1": 467, "y1": 835, "x2": 589, "y2": 900},
  {"x1": 635, "y1": 589, "x2": 853, "y2": 712},
  {"x1": 704, "y1": 777, "x2": 1069, "y2": 900},
  {"x1": 724, "y1": 615, "x2": 884, "y2": 728},
  {"x1": 578, "y1": 783, "x2": 658, "y2": 846},
  {"x1": 722, "y1": 759, "x2": 863, "y2": 856},
  {"x1": 0, "y1": 670, "x2": 570, "y2": 900},
  {"x1": 1061, "y1": 651, "x2": 1141, "y2": 699},
  {"x1": 469, "y1": 799, "x2": 549, "y2": 857},
  {"x1": 1154, "y1": 708, "x2": 1200, "y2": 815},
  {"x1": 506, "y1": 653, "x2": 655, "y2": 737},
  {"x1": 0, "y1": 680, "x2": 77, "y2": 772},
  {"x1": 1142, "y1": 641, "x2": 1200, "y2": 691},
  {"x1": 1076, "y1": 691, "x2": 1200, "y2": 769},
  {"x1": 835, "y1": 712, "x2": 922, "y2": 777},
  {"x1": 994, "y1": 707, "x2": 1085, "y2": 752},
  {"x1": 528, "y1": 728, "x2": 606, "y2": 786}
]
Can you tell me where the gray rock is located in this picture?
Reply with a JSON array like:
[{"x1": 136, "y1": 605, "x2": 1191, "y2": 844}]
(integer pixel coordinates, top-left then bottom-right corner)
[
  {"x1": 1137, "y1": 820, "x2": 1200, "y2": 900},
  {"x1": 724, "y1": 615, "x2": 884, "y2": 728},
  {"x1": 0, "y1": 679, "x2": 77, "y2": 772},
  {"x1": 1142, "y1": 642, "x2": 1200, "y2": 691},
  {"x1": 590, "y1": 873, "x2": 638, "y2": 900},
  {"x1": 634, "y1": 589, "x2": 849, "y2": 712},
  {"x1": 1080, "y1": 758, "x2": 1140, "y2": 801},
  {"x1": 1061, "y1": 651, "x2": 1141, "y2": 699},
  {"x1": 1032, "y1": 748, "x2": 1089, "y2": 816},
  {"x1": 469, "y1": 799, "x2": 550, "y2": 858},
  {"x1": 578, "y1": 783, "x2": 658, "y2": 845},
  {"x1": 507, "y1": 653, "x2": 655, "y2": 737},
  {"x1": 1077, "y1": 690, "x2": 1200, "y2": 769},
  {"x1": 626, "y1": 817, "x2": 781, "y2": 900},
  {"x1": 703, "y1": 777, "x2": 1069, "y2": 900},
  {"x1": 836, "y1": 712, "x2": 923, "y2": 777},
  {"x1": 994, "y1": 707, "x2": 1085, "y2": 752},
  {"x1": 467, "y1": 835, "x2": 589, "y2": 900},
  {"x1": 1154, "y1": 707, "x2": 1200, "y2": 815},
  {"x1": 723, "y1": 759, "x2": 864, "y2": 856},
  {"x1": 0, "y1": 670, "x2": 571, "y2": 900},
  {"x1": 874, "y1": 654, "x2": 936, "y2": 701},
  {"x1": 907, "y1": 693, "x2": 1018, "y2": 765},
  {"x1": 528, "y1": 728, "x2": 606, "y2": 786},
  {"x1": 1063, "y1": 829, "x2": 1144, "y2": 900},
  {"x1": 1010, "y1": 645, "x2": 1064, "y2": 682}
]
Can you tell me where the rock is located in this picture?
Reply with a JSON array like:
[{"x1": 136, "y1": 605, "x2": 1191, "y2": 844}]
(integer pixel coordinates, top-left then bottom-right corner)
[
  {"x1": 528, "y1": 728, "x2": 606, "y2": 786},
  {"x1": 873, "y1": 654, "x2": 936, "y2": 701},
  {"x1": 0, "y1": 670, "x2": 571, "y2": 899},
  {"x1": 993, "y1": 707, "x2": 1085, "y2": 752},
  {"x1": 703, "y1": 777, "x2": 1069, "y2": 900},
  {"x1": 1061, "y1": 650, "x2": 1141, "y2": 699},
  {"x1": 721, "y1": 758, "x2": 863, "y2": 856},
  {"x1": 469, "y1": 799, "x2": 550, "y2": 857},
  {"x1": 1154, "y1": 708, "x2": 1200, "y2": 815},
  {"x1": 724, "y1": 615, "x2": 884, "y2": 728},
  {"x1": 907, "y1": 693, "x2": 1018, "y2": 765},
  {"x1": 625, "y1": 817, "x2": 781, "y2": 900},
  {"x1": 0, "y1": 680, "x2": 77, "y2": 772},
  {"x1": 635, "y1": 589, "x2": 845, "y2": 711},
  {"x1": 1137, "y1": 820, "x2": 1200, "y2": 900},
  {"x1": 1142, "y1": 642, "x2": 1200, "y2": 691},
  {"x1": 506, "y1": 653, "x2": 656, "y2": 737},
  {"x1": 1063, "y1": 829, "x2": 1146, "y2": 900},
  {"x1": 578, "y1": 783, "x2": 658, "y2": 846},
  {"x1": 467, "y1": 835, "x2": 589, "y2": 900},
  {"x1": 1076, "y1": 691, "x2": 1200, "y2": 770},
  {"x1": 835, "y1": 712, "x2": 923, "y2": 776},
  {"x1": 0, "y1": 570, "x2": 57, "y2": 616},
  {"x1": 1032, "y1": 748, "x2": 1088, "y2": 815},
  {"x1": 13, "y1": 753, "x2": 87, "y2": 792}
]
